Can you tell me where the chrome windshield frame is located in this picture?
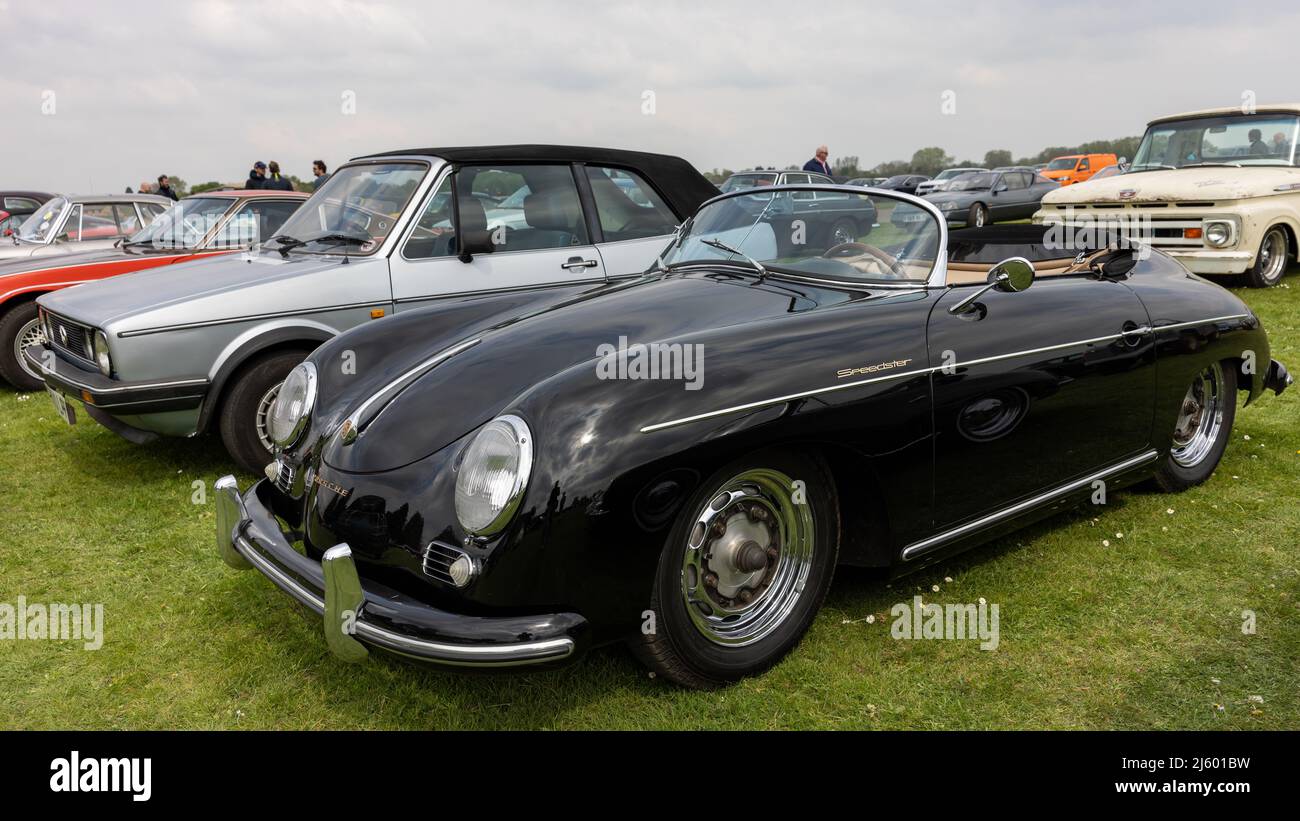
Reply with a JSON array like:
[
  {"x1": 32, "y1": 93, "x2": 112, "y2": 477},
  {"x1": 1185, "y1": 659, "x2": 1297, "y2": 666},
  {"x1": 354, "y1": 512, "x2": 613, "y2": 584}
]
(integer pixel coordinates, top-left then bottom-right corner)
[{"x1": 677, "y1": 184, "x2": 949, "y2": 288}]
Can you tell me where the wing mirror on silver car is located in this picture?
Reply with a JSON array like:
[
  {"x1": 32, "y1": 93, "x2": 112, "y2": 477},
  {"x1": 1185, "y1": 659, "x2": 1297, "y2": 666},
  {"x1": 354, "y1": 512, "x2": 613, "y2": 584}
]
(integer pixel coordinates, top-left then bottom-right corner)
[{"x1": 948, "y1": 256, "x2": 1036, "y2": 315}]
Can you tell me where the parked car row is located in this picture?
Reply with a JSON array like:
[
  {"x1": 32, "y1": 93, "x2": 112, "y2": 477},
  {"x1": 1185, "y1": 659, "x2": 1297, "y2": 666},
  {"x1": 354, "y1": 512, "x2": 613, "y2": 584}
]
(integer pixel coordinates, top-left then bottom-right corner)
[{"x1": 7, "y1": 108, "x2": 1298, "y2": 688}]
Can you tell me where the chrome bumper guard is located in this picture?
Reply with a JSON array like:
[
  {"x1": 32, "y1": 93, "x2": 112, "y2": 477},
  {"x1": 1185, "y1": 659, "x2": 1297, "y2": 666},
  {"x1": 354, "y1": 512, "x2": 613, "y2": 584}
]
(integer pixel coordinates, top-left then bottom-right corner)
[{"x1": 215, "y1": 475, "x2": 579, "y2": 667}]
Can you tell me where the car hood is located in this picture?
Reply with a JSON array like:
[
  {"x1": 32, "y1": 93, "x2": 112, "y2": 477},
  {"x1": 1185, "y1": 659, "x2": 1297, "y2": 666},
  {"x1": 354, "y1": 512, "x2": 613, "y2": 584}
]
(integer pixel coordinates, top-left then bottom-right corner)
[
  {"x1": 313, "y1": 271, "x2": 857, "y2": 473},
  {"x1": 37, "y1": 249, "x2": 369, "y2": 332},
  {"x1": 0, "y1": 246, "x2": 132, "y2": 279},
  {"x1": 1044, "y1": 166, "x2": 1300, "y2": 204},
  {"x1": 925, "y1": 190, "x2": 980, "y2": 204}
]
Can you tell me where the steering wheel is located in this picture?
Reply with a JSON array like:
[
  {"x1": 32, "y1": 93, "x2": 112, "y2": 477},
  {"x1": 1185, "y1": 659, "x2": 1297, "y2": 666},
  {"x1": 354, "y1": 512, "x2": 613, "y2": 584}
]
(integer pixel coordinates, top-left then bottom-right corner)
[{"x1": 823, "y1": 241, "x2": 907, "y2": 279}]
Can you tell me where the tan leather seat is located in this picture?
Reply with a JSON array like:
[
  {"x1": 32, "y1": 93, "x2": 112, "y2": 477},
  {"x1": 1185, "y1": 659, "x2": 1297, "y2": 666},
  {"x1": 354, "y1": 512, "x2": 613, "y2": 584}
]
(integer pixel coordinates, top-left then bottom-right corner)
[{"x1": 946, "y1": 258, "x2": 1077, "y2": 285}]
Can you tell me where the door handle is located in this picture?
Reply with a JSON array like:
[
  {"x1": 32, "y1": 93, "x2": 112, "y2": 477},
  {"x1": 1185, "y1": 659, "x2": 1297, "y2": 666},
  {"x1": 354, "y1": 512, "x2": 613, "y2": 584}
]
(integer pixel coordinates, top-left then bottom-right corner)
[
  {"x1": 562, "y1": 257, "x2": 598, "y2": 270},
  {"x1": 1120, "y1": 322, "x2": 1153, "y2": 346}
]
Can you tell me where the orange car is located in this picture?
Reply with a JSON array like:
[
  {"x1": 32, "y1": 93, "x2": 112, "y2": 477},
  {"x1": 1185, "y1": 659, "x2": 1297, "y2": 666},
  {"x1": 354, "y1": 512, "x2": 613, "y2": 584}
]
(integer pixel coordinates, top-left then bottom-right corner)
[{"x1": 1041, "y1": 153, "x2": 1118, "y2": 186}]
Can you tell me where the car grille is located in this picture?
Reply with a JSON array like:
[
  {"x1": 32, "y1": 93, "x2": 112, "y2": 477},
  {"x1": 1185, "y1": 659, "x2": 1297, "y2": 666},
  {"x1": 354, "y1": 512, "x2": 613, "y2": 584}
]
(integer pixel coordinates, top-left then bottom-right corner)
[
  {"x1": 274, "y1": 462, "x2": 296, "y2": 495},
  {"x1": 1038, "y1": 203, "x2": 1222, "y2": 249},
  {"x1": 422, "y1": 541, "x2": 469, "y2": 585},
  {"x1": 46, "y1": 313, "x2": 95, "y2": 363}
]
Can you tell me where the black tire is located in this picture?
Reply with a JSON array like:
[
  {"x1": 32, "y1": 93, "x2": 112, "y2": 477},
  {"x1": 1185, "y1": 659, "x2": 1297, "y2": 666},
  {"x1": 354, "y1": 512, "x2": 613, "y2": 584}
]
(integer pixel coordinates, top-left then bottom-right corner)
[
  {"x1": 828, "y1": 218, "x2": 859, "y2": 247},
  {"x1": 218, "y1": 349, "x2": 309, "y2": 475},
  {"x1": 1152, "y1": 361, "x2": 1237, "y2": 492},
  {"x1": 1244, "y1": 226, "x2": 1290, "y2": 288},
  {"x1": 0, "y1": 300, "x2": 47, "y2": 391},
  {"x1": 968, "y1": 202, "x2": 989, "y2": 228},
  {"x1": 632, "y1": 449, "x2": 839, "y2": 689}
]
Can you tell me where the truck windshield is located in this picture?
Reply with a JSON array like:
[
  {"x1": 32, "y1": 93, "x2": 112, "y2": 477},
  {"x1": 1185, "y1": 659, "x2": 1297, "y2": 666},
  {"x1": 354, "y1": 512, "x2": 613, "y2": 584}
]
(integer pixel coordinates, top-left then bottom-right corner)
[{"x1": 1131, "y1": 114, "x2": 1299, "y2": 170}]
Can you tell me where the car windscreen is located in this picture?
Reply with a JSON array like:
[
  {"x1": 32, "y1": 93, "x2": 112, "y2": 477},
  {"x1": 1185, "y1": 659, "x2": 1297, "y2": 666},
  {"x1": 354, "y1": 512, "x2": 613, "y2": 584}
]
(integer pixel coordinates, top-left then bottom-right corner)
[
  {"x1": 269, "y1": 161, "x2": 428, "y2": 254},
  {"x1": 123, "y1": 197, "x2": 233, "y2": 249},
  {"x1": 1131, "y1": 114, "x2": 1300, "y2": 169},
  {"x1": 949, "y1": 172, "x2": 994, "y2": 190},
  {"x1": 719, "y1": 173, "x2": 779, "y2": 192},
  {"x1": 15, "y1": 197, "x2": 70, "y2": 243},
  {"x1": 659, "y1": 188, "x2": 938, "y2": 284},
  {"x1": 1046, "y1": 158, "x2": 1079, "y2": 171}
]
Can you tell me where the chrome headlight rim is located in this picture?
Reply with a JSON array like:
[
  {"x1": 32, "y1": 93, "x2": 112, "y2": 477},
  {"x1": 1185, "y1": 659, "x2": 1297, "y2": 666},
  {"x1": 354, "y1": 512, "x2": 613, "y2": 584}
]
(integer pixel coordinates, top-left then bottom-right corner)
[
  {"x1": 92, "y1": 330, "x2": 111, "y2": 377},
  {"x1": 454, "y1": 414, "x2": 533, "y2": 538},
  {"x1": 267, "y1": 361, "x2": 317, "y2": 448},
  {"x1": 1203, "y1": 219, "x2": 1235, "y2": 248}
]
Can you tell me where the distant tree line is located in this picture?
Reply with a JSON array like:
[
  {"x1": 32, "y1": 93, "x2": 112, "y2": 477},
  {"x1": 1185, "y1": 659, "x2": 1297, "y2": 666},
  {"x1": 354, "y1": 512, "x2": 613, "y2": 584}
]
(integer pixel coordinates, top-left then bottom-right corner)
[{"x1": 703, "y1": 135, "x2": 1142, "y2": 182}]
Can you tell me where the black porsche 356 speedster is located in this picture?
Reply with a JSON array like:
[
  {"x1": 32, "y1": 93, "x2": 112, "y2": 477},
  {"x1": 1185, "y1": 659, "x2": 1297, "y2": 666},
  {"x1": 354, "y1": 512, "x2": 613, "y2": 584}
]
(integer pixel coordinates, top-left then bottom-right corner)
[{"x1": 216, "y1": 184, "x2": 1290, "y2": 689}]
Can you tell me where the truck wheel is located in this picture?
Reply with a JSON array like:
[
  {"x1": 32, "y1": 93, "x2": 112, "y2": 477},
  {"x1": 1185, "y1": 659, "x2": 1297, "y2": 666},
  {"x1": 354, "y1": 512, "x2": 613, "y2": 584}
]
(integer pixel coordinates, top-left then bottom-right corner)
[
  {"x1": 1152, "y1": 361, "x2": 1236, "y2": 492},
  {"x1": 632, "y1": 450, "x2": 839, "y2": 689},
  {"x1": 968, "y1": 202, "x2": 989, "y2": 228},
  {"x1": 0, "y1": 301, "x2": 48, "y2": 392},
  {"x1": 1244, "y1": 226, "x2": 1290, "y2": 288},
  {"x1": 218, "y1": 349, "x2": 309, "y2": 475}
]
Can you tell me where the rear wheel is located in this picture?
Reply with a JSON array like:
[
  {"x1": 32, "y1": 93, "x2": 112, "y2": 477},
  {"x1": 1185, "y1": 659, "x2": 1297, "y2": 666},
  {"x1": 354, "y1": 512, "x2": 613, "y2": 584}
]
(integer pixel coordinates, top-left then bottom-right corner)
[
  {"x1": 218, "y1": 349, "x2": 309, "y2": 475},
  {"x1": 0, "y1": 301, "x2": 47, "y2": 391},
  {"x1": 829, "y1": 218, "x2": 858, "y2": 247},
  {"x1": 633, "y1": 450, "x2": 839, "y2": 689},
  {"x1": 1244, "y1": 226, "x2": 1290, "y2": 288},
  {"x1": 1152, "y1": 361, "x2": 1236, "y2": 492},
  {"x1": 968, "y1": 202, "x2": 989, "y2": 228}
]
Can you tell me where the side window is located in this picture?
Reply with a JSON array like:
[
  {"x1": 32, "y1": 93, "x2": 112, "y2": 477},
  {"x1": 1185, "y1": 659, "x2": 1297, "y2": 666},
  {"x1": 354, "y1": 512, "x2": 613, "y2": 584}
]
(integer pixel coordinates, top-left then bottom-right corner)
[
  {"x1": 784, "y1": 173, "x2": 814, "y2": 200},
  {"x1": 404, "y1": 164, "x2": 590, "y2": 260},
  {"x1": 141, "y1": 203, "x2": 167, "y2": 222},
  {"x1": 1003, "y1": 173, "x2": 1027, "y2": 191},
  {"x1": 81, "y1": 203, "x2": 122, "y2": 238},
  {"x1": 57, "y1": 204, "x2": 83, "y2": 241},
  {"x1": 115, "y1": 204, "x2": 142, "y2": 235},
  {"x1": 584, "y1": 166, "x2": 677, "y2": 242},
  {"x1": 1078, "y1": 158, "x2": 1091, "y2": 171},
  {"x1": 4, "y1": 197, "x2": 41, "y2": 212}
]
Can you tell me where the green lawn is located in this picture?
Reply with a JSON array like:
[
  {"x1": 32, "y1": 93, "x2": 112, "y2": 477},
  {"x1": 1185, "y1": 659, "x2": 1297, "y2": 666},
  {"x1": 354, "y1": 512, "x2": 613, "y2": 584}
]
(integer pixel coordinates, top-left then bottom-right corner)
[{"x1": 1, "y1": 269, "x2": 1297, "y2": 730}]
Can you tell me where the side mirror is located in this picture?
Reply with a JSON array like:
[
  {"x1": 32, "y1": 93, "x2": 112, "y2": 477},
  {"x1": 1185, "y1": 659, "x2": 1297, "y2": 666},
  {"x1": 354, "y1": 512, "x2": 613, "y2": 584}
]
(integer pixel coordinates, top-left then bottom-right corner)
[
  {"x1": 993, "y1": 183, "x2": 1007, "y2": 194},
  {"x1": 457, "y1": 228, "x2": 495, "y2": 259},
  {"x1": 949, "y1": 256, "x2": 1035, "y2": 315}
]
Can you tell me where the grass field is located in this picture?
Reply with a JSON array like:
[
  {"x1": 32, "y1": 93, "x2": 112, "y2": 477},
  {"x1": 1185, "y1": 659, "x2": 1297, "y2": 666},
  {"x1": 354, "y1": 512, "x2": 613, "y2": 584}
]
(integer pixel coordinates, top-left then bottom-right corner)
[{"x1": 1, "y1": 268, "x2": 1297, "y2": 730}]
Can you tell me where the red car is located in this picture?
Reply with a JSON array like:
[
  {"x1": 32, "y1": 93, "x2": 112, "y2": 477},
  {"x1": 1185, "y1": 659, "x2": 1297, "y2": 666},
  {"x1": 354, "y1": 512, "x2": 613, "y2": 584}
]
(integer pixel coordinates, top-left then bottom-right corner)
[{"x1": 0, "y1": 189, "x2": 307, "y2": 390}]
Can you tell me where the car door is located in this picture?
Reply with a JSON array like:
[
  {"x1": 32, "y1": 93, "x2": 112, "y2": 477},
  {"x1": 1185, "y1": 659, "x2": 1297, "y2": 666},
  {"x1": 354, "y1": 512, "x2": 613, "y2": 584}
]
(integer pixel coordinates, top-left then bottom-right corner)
[
  {"x1": 389, "y1": 163, "x2": 606, "y2": 310},
  {"x1": 580, "y1": 165, "x2": 682, "y2": 280},
  {"x1": 926, "y1": 267, "x2": 1155, "y2": 532},
  {"x1": 990, "y1": 172, "x2": 1025, "y2": 219}
]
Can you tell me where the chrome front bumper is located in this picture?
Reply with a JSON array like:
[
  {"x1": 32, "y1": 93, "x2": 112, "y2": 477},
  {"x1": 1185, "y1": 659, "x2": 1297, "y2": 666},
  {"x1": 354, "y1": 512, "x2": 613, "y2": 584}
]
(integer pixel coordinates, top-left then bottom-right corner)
[{"x1": 215, "y1": 475, "x2": 582, "y2": 668}]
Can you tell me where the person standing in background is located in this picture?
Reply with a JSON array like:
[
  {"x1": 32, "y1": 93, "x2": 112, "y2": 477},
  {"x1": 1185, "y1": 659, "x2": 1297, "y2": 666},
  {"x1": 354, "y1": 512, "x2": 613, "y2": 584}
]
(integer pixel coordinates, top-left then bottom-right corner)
[
  {"x1": 803, "y1": 145, "x2": 832, "y2": 175},
  {"x1": 245, "y1": 161, "x2": 267, "y2": 190},
  {"x1": 264, "y1": 161, "x2": 294, "y2": 191},
  {"x1": 156, "y1": 175, "x2": 179, "y2": 201},
  {"x1": 138, "y1": 180, "x2": 154, "y2": 194},
  {"x1": 312, "y1": 160, "x2": 330, "y2": 191}
]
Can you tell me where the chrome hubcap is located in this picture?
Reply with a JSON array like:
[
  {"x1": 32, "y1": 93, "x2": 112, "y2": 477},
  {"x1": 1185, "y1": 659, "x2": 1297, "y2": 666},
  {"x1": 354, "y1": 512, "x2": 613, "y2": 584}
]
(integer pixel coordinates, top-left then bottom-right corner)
[
  {"x1": 974, "y1": 207, "x2": 986, "y2": 227},
  {"x1": 254, "y1": 382, "x2": 282, "y2": 453},
  {"x1": 15, "y1": 317, "x2": 47, "y2": 380},
  {"x1": 1171, "y1": 362, "x2": 1224, "y2": 468},
  {"x1": 679, "y1": 469, "x2": 814, "y2": 646},
  {"x1": 1258, "y1": 229, "x2": 1288, "y2": 283},
  {"x1": 832, "y1": 223, "x2": 855, "y2": 245}
]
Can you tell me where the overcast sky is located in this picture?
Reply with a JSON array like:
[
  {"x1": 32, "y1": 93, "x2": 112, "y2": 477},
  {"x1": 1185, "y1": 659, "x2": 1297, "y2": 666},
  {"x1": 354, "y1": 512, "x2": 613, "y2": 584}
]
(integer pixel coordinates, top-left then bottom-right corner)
[{"x1": 2, "y1": 0, "x2": 1297, "y2": 192}]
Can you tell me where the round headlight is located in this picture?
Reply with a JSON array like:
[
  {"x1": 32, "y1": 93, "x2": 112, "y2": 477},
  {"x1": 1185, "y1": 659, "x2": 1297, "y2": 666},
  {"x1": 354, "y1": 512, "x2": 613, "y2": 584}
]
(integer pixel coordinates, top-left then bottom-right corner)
[
  {"x1": 454, "y1": 415, "x2": 533, "y2": 537},
  {"x1": 1205, "y1": 221, "x2": 1232, "y2": 247},
  {"x1": 267, "y1": 361, "x2": 316, "y2": 448},
  {"x1": 93, "y1": 330, "x2": 111, "y2": 377}
]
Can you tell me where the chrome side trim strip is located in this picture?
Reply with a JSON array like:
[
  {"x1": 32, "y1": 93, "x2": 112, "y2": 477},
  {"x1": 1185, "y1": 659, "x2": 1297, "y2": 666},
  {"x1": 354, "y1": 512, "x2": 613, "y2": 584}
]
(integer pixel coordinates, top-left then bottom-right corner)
[
  {"x1": 117, "y1": 301, "x2": 387, "y2": 338},
  {"x1": 900, "y1": 449, "x2": 1160, "y2": 561},
  {"x1": 29, "y1": 349, "x2": 209, "y2": 393},
  {"x1": 638, "y1": 313, "x2": 1252, "y2": 434},
  {"x1": 232, "y1": 530, "x2": 574, "y2": 666},
  {"x1": 391, "y1": 277, "x2": 610, "y2": 305}
]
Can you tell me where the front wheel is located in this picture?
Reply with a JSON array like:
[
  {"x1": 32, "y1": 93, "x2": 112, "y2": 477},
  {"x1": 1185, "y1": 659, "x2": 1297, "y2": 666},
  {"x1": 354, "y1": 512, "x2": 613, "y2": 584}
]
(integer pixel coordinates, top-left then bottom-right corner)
[
  {"x1": 633, "y1": 450, "x2": 839, "y2": 689},
  {"x1": 1244, "y1": 226, "x2": 1290, "y2": 288},
  {"x1": 828, "y1": 218, "x2": 859, "y2": 247},
  {"x1": 1152, "y1": 361, "x2": 1237, "y2": 492},
  {"x1": 218, "y1": 349, "x2": 309, "y2": 475},
  {"x1": 0, "y1": 301, "x2": 48, "y2": 392},
  {"x1": 968, "y1": 202, "x2": 989, "y2": 228}
]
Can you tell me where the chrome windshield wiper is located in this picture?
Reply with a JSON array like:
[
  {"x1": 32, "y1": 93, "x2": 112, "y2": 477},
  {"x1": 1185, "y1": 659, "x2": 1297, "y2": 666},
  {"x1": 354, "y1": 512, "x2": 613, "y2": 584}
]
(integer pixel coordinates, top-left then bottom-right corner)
[{"x1": 701, "y1": 238, "x2": 767, "y2": 281}]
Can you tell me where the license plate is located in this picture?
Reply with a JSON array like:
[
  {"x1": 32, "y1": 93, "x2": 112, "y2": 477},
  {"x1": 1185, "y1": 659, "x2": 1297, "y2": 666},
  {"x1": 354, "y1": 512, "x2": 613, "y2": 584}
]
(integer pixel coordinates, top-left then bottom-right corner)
[{"x1": 46, "y1": 387, "x2": 75, "y2": 426}]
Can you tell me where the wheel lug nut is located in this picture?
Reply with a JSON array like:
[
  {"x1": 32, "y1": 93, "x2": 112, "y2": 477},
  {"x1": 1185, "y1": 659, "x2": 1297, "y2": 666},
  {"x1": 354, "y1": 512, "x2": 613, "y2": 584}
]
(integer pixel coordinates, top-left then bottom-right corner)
[
  {"x1": 704, "y1": 572, "x2": 718, "y2": 589},
  {"x1": 766, "y1": 546, "x2": 780, "y2": 560},
  {"x1": 710, "y1": 520, "x2": 727, "y2": 538},
  {"x1": 737, "y1": 589, "x2": 753, "y2": 604}
]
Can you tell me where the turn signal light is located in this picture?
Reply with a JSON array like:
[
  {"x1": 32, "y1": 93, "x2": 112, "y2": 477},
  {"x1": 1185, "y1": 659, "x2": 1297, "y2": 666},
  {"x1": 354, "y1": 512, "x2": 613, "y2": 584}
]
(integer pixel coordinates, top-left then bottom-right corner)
[
  {"x1": 370, "y1": 309, "x2": 385, "y2": 319},
  {"x1": 1183, "y1": 228, "x2": 1203, "y2": 239}
]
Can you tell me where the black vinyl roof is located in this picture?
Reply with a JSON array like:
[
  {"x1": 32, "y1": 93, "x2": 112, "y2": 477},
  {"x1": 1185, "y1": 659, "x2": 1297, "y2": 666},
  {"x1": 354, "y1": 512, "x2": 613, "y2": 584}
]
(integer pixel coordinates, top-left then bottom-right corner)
[{"x1": 354, "y1": 144, "x2": 719, "y2": 218}]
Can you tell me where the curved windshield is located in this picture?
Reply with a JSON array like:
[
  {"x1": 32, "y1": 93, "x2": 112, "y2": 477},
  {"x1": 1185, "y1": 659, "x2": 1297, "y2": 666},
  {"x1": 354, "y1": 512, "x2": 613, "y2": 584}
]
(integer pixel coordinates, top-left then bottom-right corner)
[
  {"x1": 719, "y1": 173, "x2": 778, "y2": 193},
  {"x1": 16, "y1": 197, "x2": 70, "y2": 244},
  {"x1": 935, "y1": 168, "x2": 975, "y2": 180},
  {"x1": 1046, "y1": 157, "x2": 1079, "y2": 171},
  {"x1": 1131, "y1": 114, "x2": 1299, "y2": 170},
  {"x1": 950, "y1": 173, "x2": 994, "y2": 191},
  {"x1": 659, "y1": 188, "x2": 939, "y2": 283},
  {"x1": 123, "y1": 197, "x2": 233, "y2": 249},
  {"x1": 269, "y1": 161, "x2": 427, "y2": 254}
]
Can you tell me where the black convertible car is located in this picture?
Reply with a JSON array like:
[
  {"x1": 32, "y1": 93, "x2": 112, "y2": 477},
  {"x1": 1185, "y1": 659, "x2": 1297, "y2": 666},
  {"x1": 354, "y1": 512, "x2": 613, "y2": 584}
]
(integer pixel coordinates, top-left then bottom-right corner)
[{"x1": 216, "y1": 184, "x2": 1290, "y2": 689}]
